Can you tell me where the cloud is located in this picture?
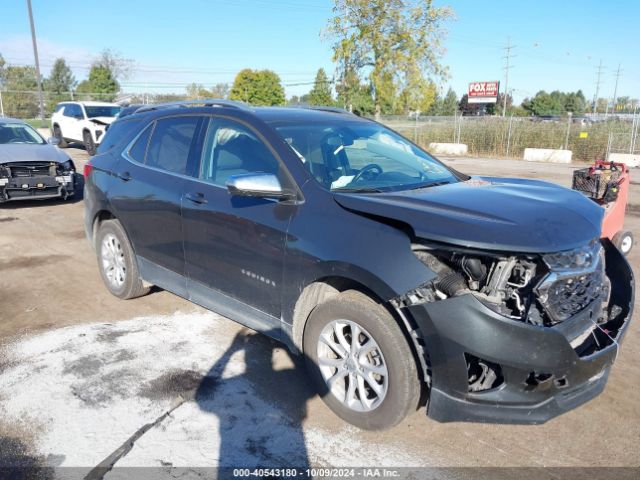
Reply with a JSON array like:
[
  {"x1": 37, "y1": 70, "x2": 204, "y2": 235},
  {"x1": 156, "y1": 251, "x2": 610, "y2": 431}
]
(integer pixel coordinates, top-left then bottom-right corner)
[{"x1": 0, "y1": 35, "x2": 94, "y2": 75}]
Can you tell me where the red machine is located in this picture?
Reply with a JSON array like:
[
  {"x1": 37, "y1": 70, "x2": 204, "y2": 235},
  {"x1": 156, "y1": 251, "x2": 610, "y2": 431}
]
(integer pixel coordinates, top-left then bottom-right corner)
[{"x1": 572, "y1": 160, "x2": 633, "y2": 255}]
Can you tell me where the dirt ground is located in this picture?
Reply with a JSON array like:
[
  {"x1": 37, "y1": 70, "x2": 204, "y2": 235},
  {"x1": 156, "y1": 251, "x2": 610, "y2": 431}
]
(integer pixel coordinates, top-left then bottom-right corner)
[{"x1": 0, "y1": 145, "x2": 638, "y2": 472}]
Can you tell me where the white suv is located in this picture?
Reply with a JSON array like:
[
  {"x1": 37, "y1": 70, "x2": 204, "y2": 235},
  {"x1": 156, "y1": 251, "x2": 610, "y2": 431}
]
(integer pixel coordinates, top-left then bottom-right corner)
[{"x1": 51, "y1": 101, "x2": 121, "y2": 155}]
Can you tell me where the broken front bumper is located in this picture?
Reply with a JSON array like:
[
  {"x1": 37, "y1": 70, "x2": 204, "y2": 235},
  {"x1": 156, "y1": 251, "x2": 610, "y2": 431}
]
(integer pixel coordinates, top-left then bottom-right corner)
[
  {"x1": 0, "y1": 174, "x2": 75, "y2": 202},
  {"x1": 405, "y1": 240, "x2": 634, "y2": 424}
]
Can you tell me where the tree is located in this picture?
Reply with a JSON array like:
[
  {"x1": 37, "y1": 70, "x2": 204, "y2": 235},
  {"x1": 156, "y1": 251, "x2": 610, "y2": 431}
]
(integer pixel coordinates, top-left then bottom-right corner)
[
  {"x1": 210, "y1": 83, "x2": 230, "y2": 99},
  {"x1": 77, "y1": 65, "x2": 119, "y2": 101},
  {"x1": 95, "y1": 48, "x2": 134, "y2": 81},
  {"x1": 185, "y1": 82, "x2": 210, "y2": 100},
  {"x1": 522, "y1": 90, "x2": 585, "y2": 116},
  {"x1": 1, "y1": 65, "x2": 39, "y2": 118},
  {"x1": 44, "y1": 58, "x2": 76, "y2": 111},
  {"x1": 229, "y1": 69, "x2": 285, "y2": 106},
  {"x1": 486, "y1": 93, "x2": 513, "y2": 115},
  {"x1": 287, "y1": 94, "x2": 310, "y2": 106},
  {"x1": 440, "y1": 88, "x2": 458, "y2": 115},
  {"x1": 308, "y1": 68, "x2": 334, "y2": 106},
  {"x1": 563, "y1": 90, "x2": 586, "y2": 115},
  {"x1": 327, "y1": 0, "x2": 453, "y2": 118},
  {"x1": 0, "y1": 53, "x2": 6, "y2": 87},
  {"x1": 522, "y1": 91, "x2": 564, "y2": 116},
  {"x1": 397, "y1": 68, "x2": 437, "y2": 115},
  {"x1": 458, "y1": 94, "x2": 484, "y2": 116}
]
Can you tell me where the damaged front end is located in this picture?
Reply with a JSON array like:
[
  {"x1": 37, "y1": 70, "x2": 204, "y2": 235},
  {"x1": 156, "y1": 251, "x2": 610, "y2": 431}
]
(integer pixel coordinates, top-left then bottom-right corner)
[
  {"x1": 0, "y1": 160, "x2": 76, "y2": 202},
  {"x1": 391, "y1": 239, "x2": 634, "y2": 424}
]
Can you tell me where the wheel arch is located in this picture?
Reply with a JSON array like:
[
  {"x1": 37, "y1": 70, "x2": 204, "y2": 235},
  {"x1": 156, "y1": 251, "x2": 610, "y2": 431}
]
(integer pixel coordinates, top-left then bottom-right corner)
[
  {"x1": 290, "y1": 275, "x2": 430, "y2": 392},
  {"x1": 91, "y1": 209, "x2": 117, "y2": 247}
]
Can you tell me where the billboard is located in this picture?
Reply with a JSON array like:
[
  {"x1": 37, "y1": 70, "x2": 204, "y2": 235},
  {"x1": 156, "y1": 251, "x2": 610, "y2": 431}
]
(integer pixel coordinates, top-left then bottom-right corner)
[{"x1": 468, "y1": 81, "x2": 500, "y2": 104}]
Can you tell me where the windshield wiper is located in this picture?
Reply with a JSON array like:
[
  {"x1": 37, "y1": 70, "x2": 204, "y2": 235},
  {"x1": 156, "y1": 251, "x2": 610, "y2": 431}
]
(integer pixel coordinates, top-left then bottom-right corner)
[
  {"x1": 333, "y1": 187, "x2": 385, "y2": 193},
  {"x1": 407, "y1": 180, "x2": 451, "y2": 190}
]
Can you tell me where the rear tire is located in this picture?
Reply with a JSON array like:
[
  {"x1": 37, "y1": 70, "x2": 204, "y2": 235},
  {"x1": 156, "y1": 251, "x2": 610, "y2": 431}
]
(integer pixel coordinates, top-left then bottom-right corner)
[
  {"x1": 613, "y1": 231, "x2": 633, "y2": 256},
  {"x1": 96, "y1": 219, "x2": 150, "y2": 299},
  {"x1": 53, "y1": 125, "x2": 67, "y2": 148},
  {"x1": 83, "y1": 130, "x2": 96, "y2": 156},
  {"x1": 303, "y1": 290, "x2": 421, "y2": 430}
]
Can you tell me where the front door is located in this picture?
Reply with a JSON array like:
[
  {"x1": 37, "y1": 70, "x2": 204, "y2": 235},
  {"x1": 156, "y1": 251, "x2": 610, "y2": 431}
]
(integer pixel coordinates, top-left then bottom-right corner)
[{"x1": 182, "y1": 116, "x2": 295, "y2": 325}]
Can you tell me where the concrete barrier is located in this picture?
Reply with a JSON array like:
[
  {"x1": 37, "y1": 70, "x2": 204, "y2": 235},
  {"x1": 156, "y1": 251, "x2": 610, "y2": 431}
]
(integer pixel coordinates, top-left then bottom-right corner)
[
  {"x1": 608, "y1": 153, "x2": 640, "y2": 168},
  {"x1": 429, "y1": 143, "x2": 468, "y2": 156},
  {"x1": 523, "y1": 148, "x2": 572, "y2": 164}
]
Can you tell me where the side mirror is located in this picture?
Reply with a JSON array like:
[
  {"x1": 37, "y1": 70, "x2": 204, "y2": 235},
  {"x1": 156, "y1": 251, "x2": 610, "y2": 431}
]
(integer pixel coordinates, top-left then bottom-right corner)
[
  {"x1": 226, "y1": 173, "x2": 293, "y2": 200},
  {"x1": 47, "y1": 136, "x2": 60, "y2": 146}
]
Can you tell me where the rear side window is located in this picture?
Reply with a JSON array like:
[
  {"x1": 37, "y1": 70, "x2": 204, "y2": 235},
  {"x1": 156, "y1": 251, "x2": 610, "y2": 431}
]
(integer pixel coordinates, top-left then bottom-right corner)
[
  {"x1": 145, "y1": 116, "x2": 200, "y2": 175},
  {"x1": 127, "y1": 123, "x2": 153, "y2": 162}
]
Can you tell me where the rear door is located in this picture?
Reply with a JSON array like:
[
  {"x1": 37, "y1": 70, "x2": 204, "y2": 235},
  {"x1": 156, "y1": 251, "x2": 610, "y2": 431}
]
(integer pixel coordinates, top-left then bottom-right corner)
[
  {"x1": 182, "y1": 115, "x2": 297, "y2": 327},
  {"x1": 109, "y1": 115, "x2": 205, "y2": 296}
]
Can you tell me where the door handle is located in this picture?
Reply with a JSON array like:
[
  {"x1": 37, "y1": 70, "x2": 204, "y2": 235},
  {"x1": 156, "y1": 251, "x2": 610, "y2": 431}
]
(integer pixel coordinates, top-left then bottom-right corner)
[
  {"x1": 117, "y1": 171, "x2": 131, "y2": 181},
  {"x1": 185, "y1": 192, "x2": 207, "y2": 205}
]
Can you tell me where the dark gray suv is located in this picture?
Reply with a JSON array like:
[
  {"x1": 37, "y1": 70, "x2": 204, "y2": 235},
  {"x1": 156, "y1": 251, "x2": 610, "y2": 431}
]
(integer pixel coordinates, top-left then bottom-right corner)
[{"x1": 84, "y1": 100, "x2": 634, "y2": 430}]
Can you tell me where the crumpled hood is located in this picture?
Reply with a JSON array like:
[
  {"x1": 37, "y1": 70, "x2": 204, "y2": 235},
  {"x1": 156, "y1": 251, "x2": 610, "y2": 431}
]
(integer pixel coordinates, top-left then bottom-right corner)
[
  {"x1": 0, "y1": 144, "x2": 70, "y2": 164},
  {"x1": 89, "y1": 116, "x2": 116, "y2": 126},
  {"x1": 334, "y1": 177, "x2": 604, "y2": 253}
]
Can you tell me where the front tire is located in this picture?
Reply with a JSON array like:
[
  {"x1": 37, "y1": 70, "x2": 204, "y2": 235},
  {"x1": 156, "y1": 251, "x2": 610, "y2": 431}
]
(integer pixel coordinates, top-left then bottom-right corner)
[
  {"x1": 83, "y1": 130, "x2": 97, "y2": 156},
  {"x1": 613, "y1": 230, "x2": 633, "y2": 256},
  {"x1": 303, "y1": 290, "x2": 421, "y2": 430},
  {"x1": 53, "y1": 125, "x2": 68, "y2": 148},
  {"x1": 96, "y1": 219, "x2": 150, "y2": 299}
]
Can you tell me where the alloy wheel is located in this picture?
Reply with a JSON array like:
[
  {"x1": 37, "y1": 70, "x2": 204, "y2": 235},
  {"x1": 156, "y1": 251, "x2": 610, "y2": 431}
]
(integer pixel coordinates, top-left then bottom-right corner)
[
  {"x1": 317, "y1": 319, "x2": 389, "y2": 412},
  {"x1": 101, "y1": 233, "x2": 126, "y2": 288}
]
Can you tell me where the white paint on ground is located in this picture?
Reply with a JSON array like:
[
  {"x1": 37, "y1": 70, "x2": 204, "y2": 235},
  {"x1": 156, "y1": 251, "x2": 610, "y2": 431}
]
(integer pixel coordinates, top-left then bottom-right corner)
[{"x1": 0, "y1": 312, "x2": 425, "y2": 467}]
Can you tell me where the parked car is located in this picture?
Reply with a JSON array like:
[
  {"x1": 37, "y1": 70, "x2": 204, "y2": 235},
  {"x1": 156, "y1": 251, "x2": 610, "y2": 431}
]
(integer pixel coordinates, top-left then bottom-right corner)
[
  {"x1": 84, "y1": 100, "x2": 634, "y2": 430},
  {"x1": 0, "y1": 117, "x2": 76, "y2": 203},
  {"x1": 51, "y1": 101, "x2": 121, "y2": 155}
]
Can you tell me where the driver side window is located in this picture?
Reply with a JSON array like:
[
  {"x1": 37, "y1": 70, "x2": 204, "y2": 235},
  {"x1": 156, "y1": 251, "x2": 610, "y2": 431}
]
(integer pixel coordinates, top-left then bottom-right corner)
[{"x1": 199, "y1": 118, "x2": 280, "y2": 187}]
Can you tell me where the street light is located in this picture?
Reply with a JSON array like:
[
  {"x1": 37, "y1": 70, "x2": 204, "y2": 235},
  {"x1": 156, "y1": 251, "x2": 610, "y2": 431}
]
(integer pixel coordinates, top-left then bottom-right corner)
[{"x1": 26, "y1": 0, "x2": 45, "y2": 122}]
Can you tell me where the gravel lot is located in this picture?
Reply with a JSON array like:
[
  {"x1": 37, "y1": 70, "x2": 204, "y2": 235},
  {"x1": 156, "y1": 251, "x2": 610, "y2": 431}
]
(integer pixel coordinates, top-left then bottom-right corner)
[{"x1": 1, "y1": 145, "x2": 638, "y2": 473}]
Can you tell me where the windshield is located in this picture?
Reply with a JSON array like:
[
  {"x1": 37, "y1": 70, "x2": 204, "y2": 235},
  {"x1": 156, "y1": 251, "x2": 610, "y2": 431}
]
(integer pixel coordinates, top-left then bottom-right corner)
[
  {"x1": 275, "y1": 121, "x2": 458, "y2": 192},
  {"x1": 0, "y1": 123, "x2": 45, "y2": 145},
  {"x1": 84, "y1": 106, "x2": 121, "y2": 118}
]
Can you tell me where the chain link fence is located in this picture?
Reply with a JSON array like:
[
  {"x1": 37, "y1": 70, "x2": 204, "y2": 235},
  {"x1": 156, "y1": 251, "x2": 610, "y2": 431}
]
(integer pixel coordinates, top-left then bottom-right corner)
[
  {"x1": 378, "y1": 114, "x2": 639, "y2": 163},
  {"x1": 1, "y1": 89, "x2": 638, "y2": 162},
  {"x1": 606, "y1": 119, "x2": 640, "y2": 159}
]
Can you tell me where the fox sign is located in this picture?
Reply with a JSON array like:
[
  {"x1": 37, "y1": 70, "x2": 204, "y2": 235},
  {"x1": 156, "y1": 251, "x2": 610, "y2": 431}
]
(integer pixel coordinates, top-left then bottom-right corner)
[{"x1": 468, "y1": 81, "x2": 500, "y2": 103}]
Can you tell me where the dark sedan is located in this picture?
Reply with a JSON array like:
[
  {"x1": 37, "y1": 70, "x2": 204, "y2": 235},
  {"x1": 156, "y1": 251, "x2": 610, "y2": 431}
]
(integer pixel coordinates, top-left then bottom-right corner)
[{"x1": 0, "y1": 118, "x2": 76, "y2": 203}]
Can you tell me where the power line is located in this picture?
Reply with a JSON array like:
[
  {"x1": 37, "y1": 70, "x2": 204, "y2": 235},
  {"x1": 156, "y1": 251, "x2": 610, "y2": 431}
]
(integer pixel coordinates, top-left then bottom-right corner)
[
  {"x1": 593, "y1": 60, "x2": 604, "y2": 114},
  {"x1": 502, "y1": 38, "x2": 515, "y2": 117}
]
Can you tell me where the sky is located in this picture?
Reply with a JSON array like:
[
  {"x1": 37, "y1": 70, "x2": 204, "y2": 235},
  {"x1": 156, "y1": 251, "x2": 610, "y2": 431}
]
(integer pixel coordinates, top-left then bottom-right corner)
[{"x1": 0, "y1": 0, "x2": 638, "y2": 104}]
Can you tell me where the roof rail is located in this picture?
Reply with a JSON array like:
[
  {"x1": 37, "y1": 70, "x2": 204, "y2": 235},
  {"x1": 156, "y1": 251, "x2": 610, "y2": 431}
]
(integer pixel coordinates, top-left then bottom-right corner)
[
  {"x1": 306, "y1": 106, "x2": 354, "y2": 116},
  {"x1": 135, "y1": 99, "x2": 251, "y2": 114}
]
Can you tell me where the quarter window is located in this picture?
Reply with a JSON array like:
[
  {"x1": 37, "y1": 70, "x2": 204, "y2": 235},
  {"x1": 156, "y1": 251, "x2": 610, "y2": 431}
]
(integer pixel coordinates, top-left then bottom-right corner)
[
  {"x1": 200, "y1": 118, "x2": 279, "y2": 186},
  {"x1": 145, "y1": 116, "x2": 200, "y2": 175},
  {"x1": 126, "y1": 123, "x2": 153, "y2": 161}
]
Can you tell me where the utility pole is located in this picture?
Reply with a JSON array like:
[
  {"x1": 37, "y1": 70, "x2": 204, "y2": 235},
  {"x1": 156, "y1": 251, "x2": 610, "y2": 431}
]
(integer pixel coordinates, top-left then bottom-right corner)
[
  {"x1": 593, "y1": 60, "x2": 604, "y2": 114},
  {"x1": 502, "y1": 38, "x2": 515, "y2": 117},
  {"x1": 26, "y1": 0, "x2": 45, "y2": 122},
  {"x1": 611, "y1": 64, "x2": 622, "y2": 116}
]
